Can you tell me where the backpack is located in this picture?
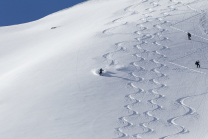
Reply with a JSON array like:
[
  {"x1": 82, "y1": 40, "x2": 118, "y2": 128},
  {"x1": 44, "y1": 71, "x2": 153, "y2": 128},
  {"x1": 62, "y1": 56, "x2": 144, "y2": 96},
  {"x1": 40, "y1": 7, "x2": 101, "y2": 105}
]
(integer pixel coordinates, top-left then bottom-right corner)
[{"x1": 188, "y1": 33, "x2": 191, "y2": 37}]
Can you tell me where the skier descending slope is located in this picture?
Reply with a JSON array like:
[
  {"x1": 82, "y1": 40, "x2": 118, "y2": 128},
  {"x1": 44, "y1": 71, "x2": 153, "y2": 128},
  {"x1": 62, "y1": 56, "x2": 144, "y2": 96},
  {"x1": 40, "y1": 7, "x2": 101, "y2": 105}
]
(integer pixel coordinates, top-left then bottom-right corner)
[
  {"x1": 187, "y1": 32, "x2": 191, "y2": 40},
  {"x1": 99, "y1": 68, "x2": 104, "y2": 76},
  {"x1": 195, "y1": 60, "x2": 200, "y2": 68}
]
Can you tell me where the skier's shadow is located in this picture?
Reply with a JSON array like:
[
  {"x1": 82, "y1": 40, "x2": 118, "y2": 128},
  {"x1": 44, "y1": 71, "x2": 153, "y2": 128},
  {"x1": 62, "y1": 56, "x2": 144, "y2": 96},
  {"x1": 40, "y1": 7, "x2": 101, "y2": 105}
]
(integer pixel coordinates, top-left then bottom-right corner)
[
  {"x1": 200, "y1": 68, "x2": 208, "y2": 70},
  {"x1": 102, "y1": 71, "x2": 116, "y2": 77},
  {"x1": 102, "y1": 71, "x2": 134, "y2": 81}
]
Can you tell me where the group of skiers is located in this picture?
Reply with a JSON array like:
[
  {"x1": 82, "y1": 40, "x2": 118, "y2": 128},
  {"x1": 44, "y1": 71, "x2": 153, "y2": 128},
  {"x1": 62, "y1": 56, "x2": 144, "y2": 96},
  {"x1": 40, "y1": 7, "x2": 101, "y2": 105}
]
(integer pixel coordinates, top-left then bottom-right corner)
[
  {"x1": 98, "y1": 32, "x2": 200, "y2": 76},
  {"x1": 187, "y1": 32, "x2": 201, "y2": 68}
]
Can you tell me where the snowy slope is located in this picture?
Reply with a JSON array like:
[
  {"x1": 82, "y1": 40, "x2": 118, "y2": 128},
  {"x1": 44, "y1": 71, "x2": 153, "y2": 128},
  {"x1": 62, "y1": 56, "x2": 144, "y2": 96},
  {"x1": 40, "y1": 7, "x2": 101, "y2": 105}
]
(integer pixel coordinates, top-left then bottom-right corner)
[{"x1": 0, "y1": 0, "x2": 208, "y2": 139}]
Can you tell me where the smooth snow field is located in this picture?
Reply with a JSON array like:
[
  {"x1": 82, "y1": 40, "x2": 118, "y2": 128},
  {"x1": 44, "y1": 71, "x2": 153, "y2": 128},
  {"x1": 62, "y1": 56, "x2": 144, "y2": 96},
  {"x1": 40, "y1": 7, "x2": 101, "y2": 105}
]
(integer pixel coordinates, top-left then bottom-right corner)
[{"x1": 1, "y1": 0, "x2": 208, "y2": 139}]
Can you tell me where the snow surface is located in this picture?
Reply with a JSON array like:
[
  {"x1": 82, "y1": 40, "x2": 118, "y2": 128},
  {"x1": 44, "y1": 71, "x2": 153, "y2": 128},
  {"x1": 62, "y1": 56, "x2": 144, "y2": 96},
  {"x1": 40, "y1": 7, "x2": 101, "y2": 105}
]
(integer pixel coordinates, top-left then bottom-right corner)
[{"x1": 0, "y1": 0, "x2": 208, "y2": 139}]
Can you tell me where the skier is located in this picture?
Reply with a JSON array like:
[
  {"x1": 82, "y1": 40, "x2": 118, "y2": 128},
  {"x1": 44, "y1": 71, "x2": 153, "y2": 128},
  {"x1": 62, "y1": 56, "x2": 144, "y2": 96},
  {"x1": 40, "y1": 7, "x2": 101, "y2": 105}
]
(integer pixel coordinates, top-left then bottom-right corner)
[
  {"x1": 195, "y1": 60, "x2": 200, "y2": 68},
  {"x1": 187, "y1": 32, "x2": 191, "y2": 40},
  {"x1": 99, "y1": 68, "x2": 104, "y2": 76}
]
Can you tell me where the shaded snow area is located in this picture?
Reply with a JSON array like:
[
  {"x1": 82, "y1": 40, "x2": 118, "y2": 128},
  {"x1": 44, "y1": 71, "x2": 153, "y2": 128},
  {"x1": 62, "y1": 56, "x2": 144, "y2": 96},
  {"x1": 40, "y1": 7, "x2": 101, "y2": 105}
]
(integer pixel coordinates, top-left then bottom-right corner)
[
  {"x1": 1, "y1": 0, "x2": 208, "y2": 139},
  {"x1": 200, "y1": 11, "x2": 208, "y2": 35}
]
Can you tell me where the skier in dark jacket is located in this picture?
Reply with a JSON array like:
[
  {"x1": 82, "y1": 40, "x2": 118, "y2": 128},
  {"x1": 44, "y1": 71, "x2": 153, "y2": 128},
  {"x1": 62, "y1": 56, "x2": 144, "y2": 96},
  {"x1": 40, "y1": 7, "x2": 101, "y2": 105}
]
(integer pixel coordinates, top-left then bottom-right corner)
[
  {"x1": 195, "y1": 60, "x2": 200, "y2": 68},
  {"x1": 187, "y1": 32, "x2": 191, "y2": 40},
  {"x1": 99, "y1": 68, "x2": 104, "y2": 76}
]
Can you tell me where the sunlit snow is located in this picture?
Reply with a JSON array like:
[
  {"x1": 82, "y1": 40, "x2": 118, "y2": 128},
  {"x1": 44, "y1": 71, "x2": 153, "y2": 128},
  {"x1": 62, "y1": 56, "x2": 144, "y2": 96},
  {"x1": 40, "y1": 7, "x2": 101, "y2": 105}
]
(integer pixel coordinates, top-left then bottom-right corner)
[{"x1": 0, "y1": 0, "x2": 208, "y2": 139}]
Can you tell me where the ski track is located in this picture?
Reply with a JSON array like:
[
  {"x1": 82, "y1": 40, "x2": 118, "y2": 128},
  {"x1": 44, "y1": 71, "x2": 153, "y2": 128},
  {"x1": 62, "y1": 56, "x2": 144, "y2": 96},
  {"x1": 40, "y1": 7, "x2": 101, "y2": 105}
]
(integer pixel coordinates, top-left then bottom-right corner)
[
  {"x1": 159, "y1": 96, "x2": 200, "y2": 139},
  {"x1": 99, "y1": 0, "x2": 206, "y2": 138},
  {"x1": 111, "y1": 6, "x2": 169, "y2": 137}
]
